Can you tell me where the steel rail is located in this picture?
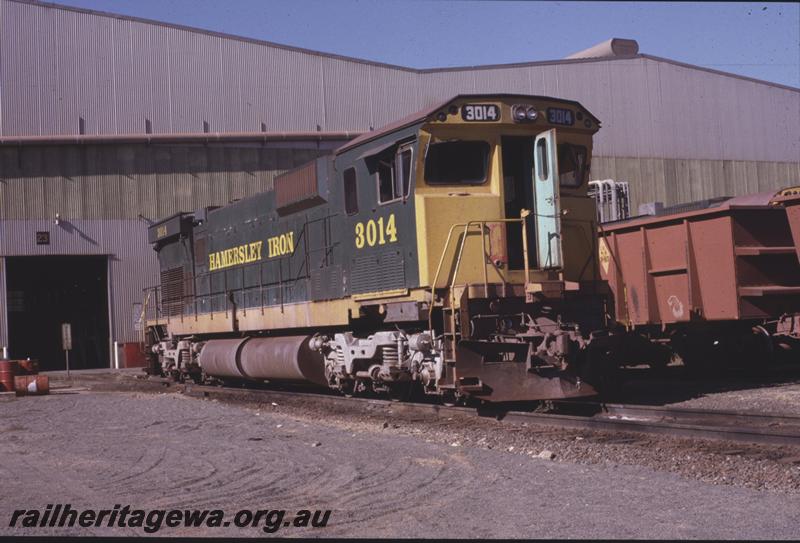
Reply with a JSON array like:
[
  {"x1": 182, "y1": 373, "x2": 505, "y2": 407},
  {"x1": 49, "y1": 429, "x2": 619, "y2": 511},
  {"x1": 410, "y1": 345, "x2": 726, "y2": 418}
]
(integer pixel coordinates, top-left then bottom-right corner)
[
  {"x1": 154, "y1": 380, "x2": 800, "y2": 447},
  {"x1": 580, "y1": 401, "x2": 800, "y2": 427},
  {"x1": 55, "y1": 371, "x2": 800, "y2": 447}
]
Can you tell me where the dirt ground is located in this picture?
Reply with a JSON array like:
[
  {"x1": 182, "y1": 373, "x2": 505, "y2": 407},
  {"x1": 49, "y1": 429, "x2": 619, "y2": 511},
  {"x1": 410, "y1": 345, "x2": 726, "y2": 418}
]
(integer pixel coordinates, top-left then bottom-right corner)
[
  {"x1": 1, "y1": 387, "x2": 800, "y2": 539},
  {"x1": 617, "y1": 364, "x2": 800, "y2": 415}
]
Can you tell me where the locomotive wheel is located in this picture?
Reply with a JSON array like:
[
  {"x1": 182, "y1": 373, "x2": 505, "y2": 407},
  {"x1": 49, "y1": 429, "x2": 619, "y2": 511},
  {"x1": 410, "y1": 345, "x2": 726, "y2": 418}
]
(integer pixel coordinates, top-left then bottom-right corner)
[
  {"x1": 441, "y1": 389, "x2": 458, "y2": 407},
  {"x1": 645, "y1": 342, "x2": 672, "y2": 375},
  {"x1": 388, "y1": 382, "x2": 414, "y2": 402},
  {"x1": 737, "y1": 326, "x2": 774, "y2": 376},
  {"x1": 580, "y1": 348, "x2": 621, "y2": 401},
  {"x1": 675, "y1": 333, "x2": 722, "y2": 379},
  {"x1": 339, "y1": 378, "x2": 355, "y2": 398}
]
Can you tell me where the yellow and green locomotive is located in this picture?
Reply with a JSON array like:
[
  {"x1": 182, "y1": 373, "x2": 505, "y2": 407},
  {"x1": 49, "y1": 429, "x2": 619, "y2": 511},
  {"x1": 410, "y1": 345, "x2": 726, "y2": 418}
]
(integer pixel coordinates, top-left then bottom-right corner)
[{"x1": 144, "y1": 94, "x2": 611, "y2": 403}]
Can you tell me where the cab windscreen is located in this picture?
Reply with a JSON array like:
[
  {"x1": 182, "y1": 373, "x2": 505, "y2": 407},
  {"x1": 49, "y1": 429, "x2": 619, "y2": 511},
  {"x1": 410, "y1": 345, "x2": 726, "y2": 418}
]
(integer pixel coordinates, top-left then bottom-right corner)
[{"x1": 424, "y1": 141, "x2": 489, "y2": 185}]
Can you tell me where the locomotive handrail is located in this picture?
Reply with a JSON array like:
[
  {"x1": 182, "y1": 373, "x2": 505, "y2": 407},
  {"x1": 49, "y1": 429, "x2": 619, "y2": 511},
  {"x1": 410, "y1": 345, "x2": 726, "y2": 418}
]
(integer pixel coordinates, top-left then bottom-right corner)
[{"x1": 427, "y1": 212, "x2": 530, "y2": 330}]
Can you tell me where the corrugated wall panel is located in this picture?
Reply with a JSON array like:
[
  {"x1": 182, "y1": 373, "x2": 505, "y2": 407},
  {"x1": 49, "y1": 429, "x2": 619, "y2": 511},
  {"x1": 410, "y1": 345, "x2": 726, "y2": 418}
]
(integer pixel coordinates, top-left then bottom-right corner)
[
  {"x1": 470, "y1": 66, "x2": 532, "y2": 95},
  {"x1": 113, "y1": 20, "x2": 152, "y2": 134},
  {"x1": 236, "y1": 41, "x2": 273, "y2": 132},
  {"x1": 236, "y1": 44, "x2": 326, "y2": 133},
  {"x1": 0, "y1": 2, "x2": 3, "y2": 134},
  {"x1": 109, "y1": 232, "x2": 159, "y2": 344},
  {"x1": 605, "y1": 58, "x2": 653, "y2": 160},
  {"x1": 61, "y1": 147, "x2": 85, "y2": 218},
  {"x1": 368, "y1": 66, "x2": 419, "y2": 129},
  {"x1": 167, "y1": 27, "x2": 225, "y2": 133},
  {"x1": 240, "y1": 147, "x2": 263, "y2": 197},
  {"x1": 641, "y1": 59, "x2": 667, "y2": 160},
  {"x1": 322, "y1": 57, "x2": 374, "y2": 131},
  {"x1": 542, "y1": 60, "x2": 616, "y2": 156},
  {"x1": 652, "y1": 58, "x2": 800, "y2": 162},
  {"x1": 190, "y1": 146, "x2": 215, "y2": 211},
  {"x1": 418, "y1": 71, "x2": 476, "y2": 107},
  {"x1": 533, "y1": 62, "x2": 601, "y2": 106},
  {"x1": 19, "y1": 147, "x2": 44, "y2": 219},
  {"x1": 226, "y1": 147, "x2": 251, "y2": 203},
  {"x1": 0, "y1": 257, "x2": 7, "y2": 349},
  {"x1": 136, "y1": 145, "x2": 157, "y2": 219},
  {"x1": 72, "y1": 11, "x2": 117, "y2": 134},
  {"x1": 527, "y1": 63, "x2": 561, "y2": 97},
  {"x1": 0, "y1": 149, "x2": 11, "y2": 217},
  {"x1": 219, "y1": 38, "x2": 244, "y2": 132},
  {"x1": 168, "y1": 145, "x2": 192, "y2": 215},
  {"x1": 81, "y1": 146, "x2": 103, "y2": 218},
  {"x1": 592, "y1": 156, "x2": 800, "y2": 211},
  {"x1": 142, "y1": 21, "x2": 173, "y2": 134},
  {"x1": 275, "y1": 48, "x2": 328, "y2": 132},
  {"x1": 51, "y1": 8, "x2": 81, "y2": 135},
  {"x1": 1, "y1": 0, "x2": 39, "y2": 136}
]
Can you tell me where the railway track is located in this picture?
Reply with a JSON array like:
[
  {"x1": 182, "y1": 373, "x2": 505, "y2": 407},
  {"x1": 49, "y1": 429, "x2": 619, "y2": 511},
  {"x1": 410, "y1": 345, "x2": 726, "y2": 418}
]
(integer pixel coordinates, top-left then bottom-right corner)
[
  {"x1": 553, "y1": 401, "x2": 800, "y2": 447},
  {"x1": 108, "y1": 376, "x2": 800, "y2": 448}
]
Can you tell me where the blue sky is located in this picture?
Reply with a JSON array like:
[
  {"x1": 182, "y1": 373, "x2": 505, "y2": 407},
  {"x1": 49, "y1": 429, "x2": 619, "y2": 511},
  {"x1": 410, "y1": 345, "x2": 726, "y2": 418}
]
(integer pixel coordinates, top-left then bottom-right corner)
[{"x1": 55, "y1": 0, "x2": 800, "y2": 88}]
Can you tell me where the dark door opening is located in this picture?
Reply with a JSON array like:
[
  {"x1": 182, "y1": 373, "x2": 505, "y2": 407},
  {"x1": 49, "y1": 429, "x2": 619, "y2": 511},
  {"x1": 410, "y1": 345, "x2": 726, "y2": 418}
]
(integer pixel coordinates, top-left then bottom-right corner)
[
  {"x1": 6, "y1": 255, "x2": 109, "y2": 370},
  {"x1": 501, "y1": 137, "x2": 536, "y2": 269}
]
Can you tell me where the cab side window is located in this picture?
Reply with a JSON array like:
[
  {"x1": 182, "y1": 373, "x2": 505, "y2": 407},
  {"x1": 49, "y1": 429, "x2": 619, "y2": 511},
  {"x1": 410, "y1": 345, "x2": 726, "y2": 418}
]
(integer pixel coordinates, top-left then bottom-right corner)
[
  {"x1": 377, "y1": 145, "x2": 413, "y2": 204},
  {"x1": 396, "y1": 147, "x2": 413, "y2": 199},
  {"x1": 344, "y1": 167, "x2": 358, "y2": 215},
  {"x1": 377, "y1": 159, "x2": 395, "y2": 204},
  {"x1": 558, "y1": 144, "x2": 588, "y2": 187}
]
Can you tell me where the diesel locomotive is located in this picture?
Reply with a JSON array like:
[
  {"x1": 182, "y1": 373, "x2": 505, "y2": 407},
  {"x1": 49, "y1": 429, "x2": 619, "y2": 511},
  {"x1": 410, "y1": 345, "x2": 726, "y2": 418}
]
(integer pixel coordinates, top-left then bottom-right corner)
[{"x1": 144, "y1": 94, "x2": 615, "y2": 403}]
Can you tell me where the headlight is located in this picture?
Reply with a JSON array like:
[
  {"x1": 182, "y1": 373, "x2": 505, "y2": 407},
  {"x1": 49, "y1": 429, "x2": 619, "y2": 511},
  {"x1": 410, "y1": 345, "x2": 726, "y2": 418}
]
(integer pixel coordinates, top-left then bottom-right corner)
[{"x1": 512, "y1": 104, "x2": 538, "y2": 123}]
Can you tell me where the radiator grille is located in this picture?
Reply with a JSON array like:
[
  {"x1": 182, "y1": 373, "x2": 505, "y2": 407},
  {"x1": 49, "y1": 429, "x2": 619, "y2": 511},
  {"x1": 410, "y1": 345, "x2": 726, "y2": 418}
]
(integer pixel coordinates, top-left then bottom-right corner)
[
  {"x1": 160, "y1": 267, "x2": 185, "y2": 317},
  {"x1": 351, "y1": 250, "x2": 405, "y2": 294},
  {"x1": 311, "y1": 264, "x2": 343, "y2": 300},
  {"x1": 194, "y1": 235, "x2": 207, "y2": 267}
]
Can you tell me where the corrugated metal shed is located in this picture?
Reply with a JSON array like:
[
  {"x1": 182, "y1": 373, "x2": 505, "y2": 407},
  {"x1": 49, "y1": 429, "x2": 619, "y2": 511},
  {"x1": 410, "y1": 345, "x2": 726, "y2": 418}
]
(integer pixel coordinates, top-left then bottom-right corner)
[{"x1": 2, "y1": 0, "x2": 797, "y2": 164}]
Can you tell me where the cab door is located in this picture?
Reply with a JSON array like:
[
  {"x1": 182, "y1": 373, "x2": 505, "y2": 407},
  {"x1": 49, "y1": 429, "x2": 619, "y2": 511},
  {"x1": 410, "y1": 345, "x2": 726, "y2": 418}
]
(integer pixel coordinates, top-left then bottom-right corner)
[{"x1": 533, "y1": 129, "x2": 562, "y2": 269}]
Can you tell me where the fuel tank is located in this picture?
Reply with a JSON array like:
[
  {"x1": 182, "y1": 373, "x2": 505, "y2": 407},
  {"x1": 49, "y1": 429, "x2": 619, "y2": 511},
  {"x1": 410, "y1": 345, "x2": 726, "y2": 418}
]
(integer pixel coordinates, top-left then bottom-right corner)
[{"x1": 198, "y1": 336, "x2": 326, "y2": 386}]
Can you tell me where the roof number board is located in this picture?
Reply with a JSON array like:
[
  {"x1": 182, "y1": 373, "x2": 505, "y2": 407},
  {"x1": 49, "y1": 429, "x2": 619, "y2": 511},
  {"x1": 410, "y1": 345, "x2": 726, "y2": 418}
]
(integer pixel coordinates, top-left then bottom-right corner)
[
  {"x1": 461, "y1": 104, "x2": 499, "y2": 122},
  {"x1": 547, "y1": 107, "x2": 574, "y2": 126}
]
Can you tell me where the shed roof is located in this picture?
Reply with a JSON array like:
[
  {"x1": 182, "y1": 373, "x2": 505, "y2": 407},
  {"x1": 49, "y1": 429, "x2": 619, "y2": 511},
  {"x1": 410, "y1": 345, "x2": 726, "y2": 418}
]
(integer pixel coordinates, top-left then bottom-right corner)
[{"x1": 9, "y1": 0, "x2": 798, "y2": 92}]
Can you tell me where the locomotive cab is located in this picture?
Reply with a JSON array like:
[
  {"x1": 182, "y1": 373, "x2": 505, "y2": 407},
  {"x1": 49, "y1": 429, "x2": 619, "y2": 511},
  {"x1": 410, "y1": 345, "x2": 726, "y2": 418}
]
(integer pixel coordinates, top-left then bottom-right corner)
[{"x1": 411, "y1": 97, "x2": 600, "y2": 297}]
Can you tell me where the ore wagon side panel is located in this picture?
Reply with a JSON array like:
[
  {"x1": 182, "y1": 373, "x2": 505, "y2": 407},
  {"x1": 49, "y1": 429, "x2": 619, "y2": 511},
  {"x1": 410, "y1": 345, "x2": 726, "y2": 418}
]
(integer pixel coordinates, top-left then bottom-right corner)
[
  {"x1": 601, "y1": 194, "x2": 800, "y2": 328},
  {"x1": 687, "y1": 216, "x2": 738, "y2": 320},
  {"x1": 780, "y1": 194, "x2": 800, "y2": 263}
]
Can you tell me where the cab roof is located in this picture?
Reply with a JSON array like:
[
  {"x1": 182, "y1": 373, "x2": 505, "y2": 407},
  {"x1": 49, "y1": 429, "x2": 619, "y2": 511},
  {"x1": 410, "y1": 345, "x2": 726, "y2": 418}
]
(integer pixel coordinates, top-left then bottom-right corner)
[{"x1": 335, "y1": 94, "x2": 600, "y2": 155}]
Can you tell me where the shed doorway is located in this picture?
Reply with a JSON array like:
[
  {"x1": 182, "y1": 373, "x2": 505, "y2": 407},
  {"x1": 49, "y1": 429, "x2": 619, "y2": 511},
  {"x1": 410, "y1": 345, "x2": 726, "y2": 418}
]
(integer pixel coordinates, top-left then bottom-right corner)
[{"x1": 5, "y1": 255, "x2": 109, "y2": 370}]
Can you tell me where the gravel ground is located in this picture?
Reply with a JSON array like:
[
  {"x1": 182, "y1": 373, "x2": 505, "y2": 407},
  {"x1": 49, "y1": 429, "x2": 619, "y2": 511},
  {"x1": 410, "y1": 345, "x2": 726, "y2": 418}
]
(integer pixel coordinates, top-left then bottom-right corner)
[
  {"x1": 1, "y1": 389, "x2": 800, "y2": 539},
  {"x1": 618, "y1": 366, "x2": 800, "y2": 415},
  {"x1": 665, "y1": 382, "x2": 800, "y2": 415}
]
